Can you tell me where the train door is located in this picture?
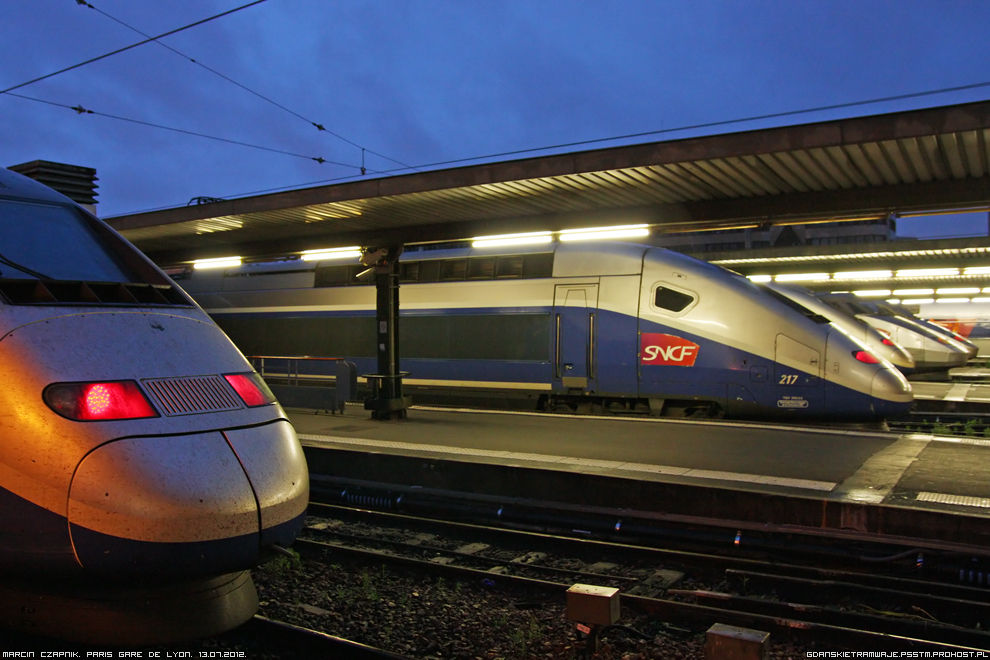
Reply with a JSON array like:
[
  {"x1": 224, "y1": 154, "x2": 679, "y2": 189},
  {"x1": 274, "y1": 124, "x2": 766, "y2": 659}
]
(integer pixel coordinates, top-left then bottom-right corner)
[
  {"x1": 774, "y1": 334, "x2": 823, "y2": 412},
  {"x1": 553, "y1": 284, "x2": 599, "y2": 390}
]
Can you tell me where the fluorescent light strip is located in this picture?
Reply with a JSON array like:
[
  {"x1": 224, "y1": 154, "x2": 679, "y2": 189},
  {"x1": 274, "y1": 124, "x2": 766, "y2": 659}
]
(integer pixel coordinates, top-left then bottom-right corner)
[
  {"x1": 892, "y1": 289, "x2": 934, "y2": 296},
  {"x1": 301, "y1": 246, "x2": 362, "y2": 261},
  {"x1": 558, "y1": 224, "x2": 649, "y2": 241},
  {"x1": 774, "y1": 273, "x2": 830, "y2": 282},
  {"x1": 747, "y1": 275, "x2": 772, "y2": 282},
  {"x1": 964, "y1": 266, "x2": 990, "y2": 275},
  {"x1": 936, "y1": 287, "x2": 981, "y2": 295},
  {"x1": 853, "y1": 290, "x2": 891, "y2": 297},
  {"x1": 193, "y1": 256, "x2": 242, "y2": 269},
  {"x1": 936, "y1": 298, "x2": 970, "y2": 304},
  {"x1": 833, "y1": 270, "x2": 892, "y2": 280},
  {"x1": 713, "y1": 246, "x2": 990, "y2": 266},
  {"x1": 472, "y1": 232, "x2": 553, "y2": 248},
  {"x1": 886, "y1": 298, "x2": 901, "y2": 304},
  {"x1": 895, "y1": 268, "x2": 960, "y2": 278},
  {"x1": 901, "y1": 298, "x2": 934, "y2": 305},
  {"x1": 973, "y1": 297, "x2": 990, "y2": 303}
]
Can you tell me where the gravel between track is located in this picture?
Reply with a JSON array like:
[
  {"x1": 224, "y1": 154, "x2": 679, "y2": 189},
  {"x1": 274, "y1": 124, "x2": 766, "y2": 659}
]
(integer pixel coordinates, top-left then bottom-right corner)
[{"x1": 250, "y1": 549, "x2": 818, "y2": 659}]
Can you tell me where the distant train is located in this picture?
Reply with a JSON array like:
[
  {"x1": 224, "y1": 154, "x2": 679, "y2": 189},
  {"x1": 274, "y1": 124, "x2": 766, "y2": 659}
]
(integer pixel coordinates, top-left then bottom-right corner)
[
  {"x1": 818, "y1": 293, "x2": 972, "y2": 372},
  {"x1": 0, "y1": 168, "x2": 309, "y2": 644},
  {"x1": 920, "y1": 300, "x2": 990, "y2": 358},
  {"x1": 765, "y1": 283, "x2": 916, "y2": 373},
  {"x1": 184, "y1": 241, "x2": 913, "y2": 420}
]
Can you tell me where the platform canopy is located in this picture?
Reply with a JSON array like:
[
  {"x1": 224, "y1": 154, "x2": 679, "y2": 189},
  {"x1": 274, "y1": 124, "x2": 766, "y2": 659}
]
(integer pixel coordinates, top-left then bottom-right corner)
[{"x1": 106, "y1": 100, "x2": 990, "y2": 265}]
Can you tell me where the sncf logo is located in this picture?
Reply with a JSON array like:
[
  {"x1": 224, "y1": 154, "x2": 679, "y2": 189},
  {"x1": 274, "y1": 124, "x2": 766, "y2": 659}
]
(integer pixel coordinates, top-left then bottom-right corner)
[{"x1": 641, "y1": 333, "x2": 700, "y2": 366}]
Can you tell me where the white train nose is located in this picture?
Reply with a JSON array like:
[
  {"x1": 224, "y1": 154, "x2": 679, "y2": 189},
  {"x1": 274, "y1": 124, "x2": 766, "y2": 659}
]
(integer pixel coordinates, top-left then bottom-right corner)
[{"x1": 67, "y1": 420, "x2": 307, "y2": 577}]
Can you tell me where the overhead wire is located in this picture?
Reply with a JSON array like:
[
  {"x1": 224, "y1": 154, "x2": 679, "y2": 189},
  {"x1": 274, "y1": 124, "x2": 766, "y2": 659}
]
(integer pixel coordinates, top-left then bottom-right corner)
[
  {"x1": 1, "y1": 1, "x2": 269, "y2": 95},
  {"x1": 5, "y1": 91, "x2": 362, "y2": 168},
  {"x1": 112, "y1": 78, "x2": 990, "y2": 216},
  {"x1": 75, "y1": 0, "x2": 417, "y2": 172},
  {"x1": 370, "y1": 79, "x2": 990, "y2": 173}
]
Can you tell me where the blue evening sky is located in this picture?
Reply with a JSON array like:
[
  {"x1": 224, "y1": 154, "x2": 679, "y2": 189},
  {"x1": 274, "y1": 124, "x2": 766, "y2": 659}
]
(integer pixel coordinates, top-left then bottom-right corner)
[{"x1": 3, "y1": 1, "x2": 990, "y2": 239}]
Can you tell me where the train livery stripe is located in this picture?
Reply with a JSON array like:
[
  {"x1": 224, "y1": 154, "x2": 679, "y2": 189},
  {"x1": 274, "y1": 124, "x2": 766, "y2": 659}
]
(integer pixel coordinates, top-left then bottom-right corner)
[
  {"x1": 298, "y1": 433, "x2": 837, "y2": 492},
  {"x1": 405, "y1": 378, "x2": 553, "y2": 390}
]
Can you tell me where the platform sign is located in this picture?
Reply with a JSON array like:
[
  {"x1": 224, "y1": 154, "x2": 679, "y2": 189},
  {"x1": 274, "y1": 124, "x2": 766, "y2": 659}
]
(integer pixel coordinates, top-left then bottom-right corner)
[{"x1": 641, "y1": 333, "x2": 700, "y2": 366}]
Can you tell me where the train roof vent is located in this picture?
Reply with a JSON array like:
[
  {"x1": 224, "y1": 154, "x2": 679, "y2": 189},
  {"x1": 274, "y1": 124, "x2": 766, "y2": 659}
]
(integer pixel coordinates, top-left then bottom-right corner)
[
  {"x1": 142, "y1": 375, "x2": 243, "y2": 416},
  {"x1": 0, "y1": 278, "x2": 191, "y2": 307}
]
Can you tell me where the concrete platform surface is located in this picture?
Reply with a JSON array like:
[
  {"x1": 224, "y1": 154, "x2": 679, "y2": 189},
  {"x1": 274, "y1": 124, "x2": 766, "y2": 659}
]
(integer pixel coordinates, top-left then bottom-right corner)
[{"x1": 289, "y1": 406, "x2": 990, "y2": 527}]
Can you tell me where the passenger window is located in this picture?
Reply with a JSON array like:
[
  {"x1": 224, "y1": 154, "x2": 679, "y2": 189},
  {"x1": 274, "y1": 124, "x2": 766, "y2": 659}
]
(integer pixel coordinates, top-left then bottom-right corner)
[{"x1": 653, "y1": 286, "x2": 695, "y2": 313}]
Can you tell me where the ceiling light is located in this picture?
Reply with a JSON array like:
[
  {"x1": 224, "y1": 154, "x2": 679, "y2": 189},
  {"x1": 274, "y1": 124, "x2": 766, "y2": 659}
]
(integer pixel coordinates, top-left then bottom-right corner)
[
  {"x1": 936, "y1": 287, "x2": 981, "y2": 295},
  {"x1": 886, "y1": 299, "x2": 901, "y2": 304},
  {"x1": 936, "y1": 298, "x2": 970, "y2": 304},
  {"x1": 193, "y1": 256, "x2": 242, "y2": 269},
  {"x1": 853, "y1": 290, "x2": 891, "y2": 297},
  {"x1": 472, "y1": 231, "x2": 553, "y2": 248},
  {"x1": 833, "y1": 270, "x2": 892, "y2": 280},
  {"x1": 558, "y1": 224, "x2": 650, "y2": 241},
  {"x1": 964, "y1": 266, "x2": 990, "y2": 275},
  {"x1": 900, "y1": 298, "x2": 934, "y2": 305},
  {"x1": 895, "y1": 268, "x2": 959, "y2": 278},
  {"x1": 973, "y1": 297, "x2": 990, "y2": 303},
  {"x1": 301, "y1": 246, "x2": 362, "y2": 261},
  {"x1": 892, "y1": 289, "x2": 934, "y2": 296},
  {"x1": 774, "y1": 273, "x2": 830, "y2": 282},
  {"x1": 747, "y1": 275, "x2": 772, "y2": 282}
]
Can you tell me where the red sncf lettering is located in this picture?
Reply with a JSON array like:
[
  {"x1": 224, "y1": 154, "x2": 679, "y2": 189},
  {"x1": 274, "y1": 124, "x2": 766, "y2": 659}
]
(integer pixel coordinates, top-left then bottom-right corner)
[{"x1": 641, "y1": 333, "x2": 700, "y2": 366}]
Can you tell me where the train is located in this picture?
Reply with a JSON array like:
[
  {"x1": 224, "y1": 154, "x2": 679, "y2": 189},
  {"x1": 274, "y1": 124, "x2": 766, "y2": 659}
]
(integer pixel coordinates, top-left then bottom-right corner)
[
  {"x1": 873, "y1": 299, "x2": 980, "y2": 359},
  {"x1": 0, "y1": 168, "x2": 309, "y2": 644},
  {"x1": 919, "y1": 300, "x2": 990, "y2": 358},
  {"x1": 817, "y1": 293, "x2": 972, "y2": 372},
  {"x1": 182, "y1": 240, "x2": 913, "y2": 420},
  {"x1": 765, "y1": 283, "x2": 917, "y2": 374}
]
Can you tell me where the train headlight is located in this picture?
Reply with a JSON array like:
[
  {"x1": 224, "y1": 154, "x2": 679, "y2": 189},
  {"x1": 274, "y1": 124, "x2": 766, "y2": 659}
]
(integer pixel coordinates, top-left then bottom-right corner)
[
  {"x1": 224, "y1": 372, "x2": 277, "y2": 407},
  {"x1": 44, "y1": 381, "x2": 159, "y2": 421}
]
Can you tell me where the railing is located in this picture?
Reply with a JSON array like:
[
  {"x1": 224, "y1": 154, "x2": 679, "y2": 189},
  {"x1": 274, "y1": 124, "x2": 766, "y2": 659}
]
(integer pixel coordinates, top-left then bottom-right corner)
[{"x1": 247, "y1": 356, "x2": 357, "y2": 414}]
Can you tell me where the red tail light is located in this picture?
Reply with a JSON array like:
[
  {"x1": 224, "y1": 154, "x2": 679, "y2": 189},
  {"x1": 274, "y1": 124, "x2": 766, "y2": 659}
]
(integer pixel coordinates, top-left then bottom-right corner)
[
  {"x1": 881, "y1": 338, "x2": 896, "y2": 346},
  {"x1": 224, "y1": 372, "x2": 277, "y2": 407},
  {"x1": 854, "y1": 350, "x2": 881, "y2": 364},
  {"x1": 44, "y1": 381, "x2": 158, "y2": 421}
]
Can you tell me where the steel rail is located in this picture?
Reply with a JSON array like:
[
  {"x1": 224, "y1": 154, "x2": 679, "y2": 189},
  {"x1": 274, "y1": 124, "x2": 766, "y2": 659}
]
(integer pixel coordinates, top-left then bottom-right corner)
[{"x1": 292, "y1": 537, "x2": 986, "y2": 653}]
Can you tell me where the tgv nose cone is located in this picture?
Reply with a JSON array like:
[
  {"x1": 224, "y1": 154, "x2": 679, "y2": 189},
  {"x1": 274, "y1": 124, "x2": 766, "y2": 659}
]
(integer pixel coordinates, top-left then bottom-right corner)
[{"x1": 68, "y1": 432, "x2": 261, "y2": 577}]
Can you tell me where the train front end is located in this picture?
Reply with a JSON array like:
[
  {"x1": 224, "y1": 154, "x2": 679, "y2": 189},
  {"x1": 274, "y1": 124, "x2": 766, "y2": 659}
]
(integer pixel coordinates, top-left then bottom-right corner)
[{"x1": 0, "y1": 170, "x2": 309, "y2": 644}]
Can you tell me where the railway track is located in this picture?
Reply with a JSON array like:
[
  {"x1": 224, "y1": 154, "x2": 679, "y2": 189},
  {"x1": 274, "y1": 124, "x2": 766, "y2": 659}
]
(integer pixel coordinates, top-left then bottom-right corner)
[{"x1": 297, "y1": 498, "x2": 990, "y2": 653}]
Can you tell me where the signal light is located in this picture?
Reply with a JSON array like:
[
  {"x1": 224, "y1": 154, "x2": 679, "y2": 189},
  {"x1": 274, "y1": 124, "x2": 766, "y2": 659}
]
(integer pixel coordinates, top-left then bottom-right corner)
[
  {"x1": 882, "y1": 338, "x2": 896, "y2": 346},
  {"x1": 854, "y1": 351, "x2": 881, "y2": 364},
  {"x1": 224, "y1": 372, "x2": 277, "y2": 407},
  {"x1": 44, "y1": 381, "x2": 158, "y2": 421}
]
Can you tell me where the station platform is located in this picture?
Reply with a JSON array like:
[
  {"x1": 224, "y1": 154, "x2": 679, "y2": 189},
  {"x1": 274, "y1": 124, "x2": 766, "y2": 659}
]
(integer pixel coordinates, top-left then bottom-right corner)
[
  {"x1": 912, "y1": 380, "x2": 990, "y2": 409},
  {"x1": 290, "y1": 406, "x2": 990, "y2": 552}
]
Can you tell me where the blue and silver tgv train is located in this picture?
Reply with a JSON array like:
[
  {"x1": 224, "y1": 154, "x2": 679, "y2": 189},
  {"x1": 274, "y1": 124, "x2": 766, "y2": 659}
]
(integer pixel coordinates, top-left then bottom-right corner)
[
  {"x1": 819, "y1": 293, "x2": 972, "y2": 371},
  {"x1": 186, "y1": 241, "x2": 913, "y2": 420},
  {"x1": 0, "y1": 168, "x2": 309, "y2": 644}
]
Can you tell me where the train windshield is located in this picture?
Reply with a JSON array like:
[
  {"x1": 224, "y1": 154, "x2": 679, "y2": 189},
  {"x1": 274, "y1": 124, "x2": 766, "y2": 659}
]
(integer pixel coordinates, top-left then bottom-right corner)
[{"x1": 0, "y1": 200, "x2": 136, "y2": 282}]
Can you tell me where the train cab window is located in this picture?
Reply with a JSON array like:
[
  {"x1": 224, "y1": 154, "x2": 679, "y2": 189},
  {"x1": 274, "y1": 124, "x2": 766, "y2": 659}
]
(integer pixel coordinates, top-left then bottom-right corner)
[
  {"x1": 653, "y1": 286, "x2": 695, "y2": 313},
  {"x1": 758, "y1": 286, "x2": 830, "y2": 323},
  {"x1": 0, "y1": 200, "x2": 136, "y2": 282}
]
